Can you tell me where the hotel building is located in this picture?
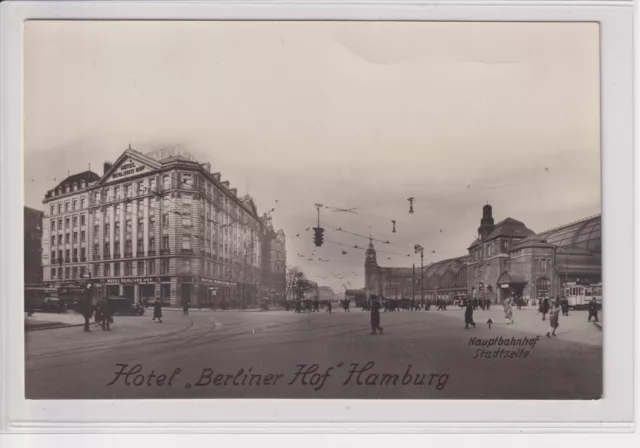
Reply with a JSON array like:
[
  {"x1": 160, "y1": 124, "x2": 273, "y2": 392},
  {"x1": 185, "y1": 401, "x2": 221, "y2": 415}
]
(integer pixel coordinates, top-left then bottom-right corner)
[{"x1": 42, "y1": 146, "x2": 267, "y2": 307}]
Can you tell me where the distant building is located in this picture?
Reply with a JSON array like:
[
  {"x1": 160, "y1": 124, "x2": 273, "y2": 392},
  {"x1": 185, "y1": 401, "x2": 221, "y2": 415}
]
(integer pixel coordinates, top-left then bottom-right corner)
[
  {"x1": 260, "y1": 216, "x2": 287, "y2": 300},
  {"x1": 364, "y1": 204, "x2": 601, "y2": 304},
  {"x1": 24, "y1": 207, "x2": 44, "y2": 285},
  {"x1": 318, "y1": 286, "x2": 337, "y2": 302}
]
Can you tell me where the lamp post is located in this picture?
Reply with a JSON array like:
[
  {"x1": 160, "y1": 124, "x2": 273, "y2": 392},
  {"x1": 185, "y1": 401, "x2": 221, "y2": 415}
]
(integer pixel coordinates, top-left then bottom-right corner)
[{"x1": 414, "y1": 245, "x2": 424, "y2": 303}]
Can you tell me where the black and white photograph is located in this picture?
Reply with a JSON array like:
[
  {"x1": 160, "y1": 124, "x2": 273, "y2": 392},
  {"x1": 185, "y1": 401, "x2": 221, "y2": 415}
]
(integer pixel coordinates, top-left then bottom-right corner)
[{"x1": 22, "y1": 20, "x2": 603, "y2": 400}]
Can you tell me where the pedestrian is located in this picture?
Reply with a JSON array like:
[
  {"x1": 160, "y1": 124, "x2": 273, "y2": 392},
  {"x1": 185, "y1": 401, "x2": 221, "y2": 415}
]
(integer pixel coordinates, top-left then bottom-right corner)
[
  {"x1": 295, "y1": 300, "x2": 302, "y2": 313},
  {"x1": 94, "y1": 303, "x2": 102, "y2": 328},
  {"x1": 561, "y1": 297, "x2": 569, "y2": 316},
  {"x1": 82, "y1": 297, "x2": 93, "y2": 333},
  {"x1": 540, "y1": 296, "x2": 550, "y2": 321},
  {"x1": 326, "y1": 301, "x2": 332, "y2": 314},
  {"x1": 485, "y1": 298, "x2": 491, "y2": 311},
  {"x1": 464, "y1": 301, "x2": 476, "y2": 329},
  {"x1": 472, "y1": 297, "x2": 478, "y2": 311},
  {"x1": 369, "y1": 295, "x2": 384, "y2": 335},
  {"x1": 516, "y1": 295, "x2": 522, "y2": 311},
  {"x1": 99, "y1": 297, "x2": 111, "y2": 331},
  {"x1": 313, "y1": 299, "x2": 320, "y2": 312},
  {"x1": 546, "y1": 301, "x2": 560, "y2": 337},
  {"x1": 503, "y1": 298, "x2": 514, "y2": 325},
  {"x1": 152, "y1": 298, "x2": 163, "y2": 323},
  {"x1": 588, "y1": 297, "x2": 599, "y2": 323},
  {"x1": 183, "y1": 300, "x2": 190, "y2": 315}
]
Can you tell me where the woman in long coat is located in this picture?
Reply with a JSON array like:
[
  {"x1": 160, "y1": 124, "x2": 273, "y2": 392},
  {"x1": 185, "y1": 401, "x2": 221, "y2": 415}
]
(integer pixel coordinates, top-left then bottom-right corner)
[
  {"x1": 152, "y1": 298, "x2": 163, "y2": 323},
  {"x1": 547, "y1": 301, "x2": 560, "y2": 337},
  {"x1": 540, "y1": 297, "x2": 550, "y2": 321},
  {"x1": 504, "y1": 298, "x2": 514, "y2": 325},
  {"x1": 370, "y1": 296, "x2": 383, "y2": 335}
]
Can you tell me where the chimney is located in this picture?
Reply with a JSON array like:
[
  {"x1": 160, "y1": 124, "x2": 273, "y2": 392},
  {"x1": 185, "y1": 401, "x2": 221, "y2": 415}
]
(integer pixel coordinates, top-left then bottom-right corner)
[{"x1": 103, "y1": 161, "x2": 113, "y2": 175}]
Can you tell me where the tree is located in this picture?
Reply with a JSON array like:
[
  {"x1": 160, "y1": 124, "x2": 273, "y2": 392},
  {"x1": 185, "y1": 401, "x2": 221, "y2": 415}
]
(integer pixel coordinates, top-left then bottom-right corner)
[{"x1": 286, "y1": 267, "x2": 314, "y2": 300}]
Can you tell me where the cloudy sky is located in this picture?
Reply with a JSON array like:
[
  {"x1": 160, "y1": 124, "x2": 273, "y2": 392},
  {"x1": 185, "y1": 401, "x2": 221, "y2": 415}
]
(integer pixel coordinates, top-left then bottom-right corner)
[{"x1": 24, "y1": 21, "x2": 600, "y2": 291}]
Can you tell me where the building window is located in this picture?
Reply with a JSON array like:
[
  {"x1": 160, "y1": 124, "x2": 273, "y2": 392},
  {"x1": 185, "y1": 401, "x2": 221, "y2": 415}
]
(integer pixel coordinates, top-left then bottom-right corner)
[
  {"x1": 136, "y1": 261, "x2": 144, "y2": 276},
  {"x1": 73, "y1": 200, "x2": 77, "y2": 211},
  {"x1": 80, "y1": 230, "x2": 86, "y2": 242},
  {"x1": 150, "y1": 178, "x2": 156, "y2": 193},
  {"x1": 182, "y1": 173, "x2": 193, "y2": 190},
  {"x1": 137, "y1": 239, "x2": 144, "y2": 253},
  {"x1": 104, "y1": 243, "x2": 110, "y2": 257},
  {"x1": 115, "y1": 222, "x2": 120, "y2": 236},
  {"x1": 50, "y1": 205, "x2": 55, "y2": 216},
  {"x1": 114, "y1": 263, "x2": 121, "y2": 276},
  {"x1": 183, "y1": 259, "x2": 191, "y2": 274},
  {"x1": 162, "y1": 259, "x2": 169, "y2": 274},
  {"x1": 58, "y1": 204, "x2": 62, "y2": 213},
  {"x1": 162, "y1": 213, "x2": 169, "y2": 228},
  {"x1": 125, "y1": 184, "x2": 132, "y2": 198},
  {"x1": 137, "y1": 200, "x2": 144, "y2": 215},
  {"x1": 81, "y1": 198, "x2": 86, "y2": 209},
  {"x1": 125, "y1": 240, "x2": 132, "y2": 254},
  {"x1": 182, "y1": 216, "x2": 191, "y2": 228},
  {"x1": 104, "y1": 263, "x2": 111, "y2": 277},
  {"x1": 137, "y1": 181, "x2": 144, "y2": 196},
  {"x1": 51, "y1": 235, "x2": 56, "y2": 245},
  {"x1": 149, "y1": 237, "x2": 156, "y2": 251},
  {"x1": 94, "y1": 225, "x2": 99, "y2": 237},
  {"x1": 114, "y1": 186, "x2": 121, "y2": 200},
  {"x1": 93, "y1": 264, "x2": 99, "y2": 277},
  {"x1": 81, "y1": 215, "x2": 86, "y2": 226},
  {"x1": 182, "y1": 235, "x2": 191, "y2": 250},
  {"x1": 65, "y1": 233, "x2": 70, "y2": 244},
  {"x1": 72, "y1": 267, "x2": 77, "y2": 278},
  {"x1": 105, "y1": 223, "x2": 110, "y2": 235},
  {"x1": 81, "y1": 247, "x2": 86, "y2": 260},
  {"x1": 124, "y1": 262, "x2": 132, "y2": 276},
  {"x1": 72, "y1": 216, "x2": 77, "y2": 227},
  {"x1": 148, "y1": 260, "x2": 155, "y2": 275},
  {"x1": 80, "y1": 266, "x2": 86, "y2": 278},
  {"x1": 65, "y1": 217, "x2": 70, "y2": 228},
  {"x1": 65, "y1": 202, "x2": 70, "y2": 212},
  {"x1": 73, "y1": 248, "x2": 78, "y2": 260},
  {"x1": 65, "y1": 267, "x2": 70, "y2": 279},
  {"x1": 50, "y1": 250, "x2": 56, "y2": 262},
  {"x1": 51, "y1": 220, "x2": 56, "y2": 231},
  {"x1": 162, "y1": 236, "x2": 169, "y2": 250},
  {"x1": 58, "y1": 250, "x2": 63, "y2": 262},
  {"x1": 73, "y1": 232, "x2": 78, "y2": 243},
  {"x1": 137, "y1": 219, "x2": 144, "y2": 234},
  {"x1": 126, "y1": 220, "x2": 132, "y2": 236},
  {"x1": 163, "y1": 175, "x2": 171, "y2": 191},
  {"x1": 51, "y1": 267, "x2": 56, "y2": 279}
]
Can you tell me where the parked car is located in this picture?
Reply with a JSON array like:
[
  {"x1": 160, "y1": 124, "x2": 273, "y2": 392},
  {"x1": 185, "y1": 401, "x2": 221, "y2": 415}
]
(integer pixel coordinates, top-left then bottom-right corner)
[
  {"x1": 106, "y1": 297, "x2": 145, "y2": 316},
  {"x1": 40, "y1": 298, "x2": 64, "y2": 313}
]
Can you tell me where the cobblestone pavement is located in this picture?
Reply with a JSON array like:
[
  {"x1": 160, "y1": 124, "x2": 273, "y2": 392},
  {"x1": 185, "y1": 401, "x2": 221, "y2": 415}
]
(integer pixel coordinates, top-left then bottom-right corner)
[{"x1": 25, "y1": 308, "x2": 602, "y2": 400}]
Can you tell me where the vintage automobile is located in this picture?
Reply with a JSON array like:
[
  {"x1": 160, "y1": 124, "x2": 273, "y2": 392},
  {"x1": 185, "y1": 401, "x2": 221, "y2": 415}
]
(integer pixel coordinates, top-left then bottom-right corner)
[
  {"x1": 40, "y1": 298, "x2": 64, "y2": 313},
  {"x1": 106, "y1": 297, "x2": 145, "y2": 316}
]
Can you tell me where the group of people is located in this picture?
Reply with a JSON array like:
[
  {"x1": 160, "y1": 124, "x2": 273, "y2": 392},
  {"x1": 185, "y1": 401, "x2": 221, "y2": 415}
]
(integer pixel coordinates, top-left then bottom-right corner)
[{"x1": 81, "y1": 297, "x2": 112, "y2": 332}]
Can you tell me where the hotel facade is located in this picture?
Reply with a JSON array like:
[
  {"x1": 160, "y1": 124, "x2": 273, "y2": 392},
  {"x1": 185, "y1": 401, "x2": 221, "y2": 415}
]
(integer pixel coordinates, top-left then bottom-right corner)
[{"x1": 41, "y1": 146, "x2": 281, "y2": 307}]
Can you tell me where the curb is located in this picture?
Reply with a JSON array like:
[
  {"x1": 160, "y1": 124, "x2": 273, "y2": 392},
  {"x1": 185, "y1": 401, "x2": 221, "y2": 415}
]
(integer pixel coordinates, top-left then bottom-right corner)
[{"x1": 25, "y1": 323, "x2": 84, "y2": 332}]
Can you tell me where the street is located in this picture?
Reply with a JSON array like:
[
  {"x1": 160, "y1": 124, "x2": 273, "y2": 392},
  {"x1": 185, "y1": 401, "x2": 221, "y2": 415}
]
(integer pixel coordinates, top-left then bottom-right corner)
[{"x1": 25, "y1": 307, "x2": 602, "y2": 400}]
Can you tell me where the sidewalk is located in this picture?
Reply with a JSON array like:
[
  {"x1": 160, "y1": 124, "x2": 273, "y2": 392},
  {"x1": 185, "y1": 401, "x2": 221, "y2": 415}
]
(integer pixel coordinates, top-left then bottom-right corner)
[
  {"x1": 432, "y1": 306, "x2": 602, "y2": 347},
  {"x1": 25, "y1": 311, "x2": 85, "y2": 331}
]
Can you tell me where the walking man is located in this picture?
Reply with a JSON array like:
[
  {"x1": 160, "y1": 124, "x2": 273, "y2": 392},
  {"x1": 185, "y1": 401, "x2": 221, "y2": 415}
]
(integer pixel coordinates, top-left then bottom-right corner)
[
  {"x1": 152, "y1": 298, "x2": 163, "y2": 323},
  {"x1": 326, "y1": 300, "x2": 332, "y2": 314},
  {"x1": 464, "y1": 301, "x2": 476, "y2": 329},
  {"x1": 183, "y1": 300, "x2": 190, "y2": 315},
  {"x1": 588, "y1": 297, "x2": 599, "y2": 323},
  {"x1": 369, "y1": 295, "x2": 384, "y2": 335},
  {"x1": 99, "y1": 297, "x2": 111, "y2": 331}
]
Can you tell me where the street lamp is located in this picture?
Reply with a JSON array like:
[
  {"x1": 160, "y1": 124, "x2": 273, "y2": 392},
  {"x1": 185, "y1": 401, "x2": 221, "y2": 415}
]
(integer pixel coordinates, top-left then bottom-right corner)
[{"x1": 414, "y1": 245, "x2": 424, "y2": 303}]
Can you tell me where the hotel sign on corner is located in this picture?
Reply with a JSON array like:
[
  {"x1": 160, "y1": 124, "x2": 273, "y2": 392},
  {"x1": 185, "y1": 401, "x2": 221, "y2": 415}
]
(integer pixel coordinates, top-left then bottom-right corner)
[{"x1": 110, "y1": 157, "x2": 147, "y2": 181}]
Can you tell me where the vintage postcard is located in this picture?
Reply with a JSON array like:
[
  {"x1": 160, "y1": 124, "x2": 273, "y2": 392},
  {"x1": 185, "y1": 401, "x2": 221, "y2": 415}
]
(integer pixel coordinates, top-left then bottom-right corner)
[{"x1": 23, "y1": 20, "x2": 602, "y2": 400}]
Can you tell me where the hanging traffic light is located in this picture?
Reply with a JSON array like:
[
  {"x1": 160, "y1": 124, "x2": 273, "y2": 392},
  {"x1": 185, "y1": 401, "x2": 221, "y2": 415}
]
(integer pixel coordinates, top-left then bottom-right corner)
[{"x1": 313, "y1": 227, "x2": 324, "y2": 247}]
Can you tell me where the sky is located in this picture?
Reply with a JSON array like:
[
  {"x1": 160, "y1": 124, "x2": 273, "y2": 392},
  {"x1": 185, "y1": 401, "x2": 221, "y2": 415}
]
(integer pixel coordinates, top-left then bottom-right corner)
[{"x1": 24, "y1": 21, "x2": 601, "y2": 292}]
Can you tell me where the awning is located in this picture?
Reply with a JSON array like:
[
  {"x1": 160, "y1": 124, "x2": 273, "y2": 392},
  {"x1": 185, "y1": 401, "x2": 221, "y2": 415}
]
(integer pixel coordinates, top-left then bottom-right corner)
[{"x1": 497, "y1": 272, "x2": 527, "y2": 286}]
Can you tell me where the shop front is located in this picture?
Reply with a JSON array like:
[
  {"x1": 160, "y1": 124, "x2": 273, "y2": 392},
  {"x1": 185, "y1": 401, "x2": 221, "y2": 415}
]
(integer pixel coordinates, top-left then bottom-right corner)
[
  {"x1": 496, "y1": 272, "x2": 527, "y2": 304},
  {"x1": 103, "y1": 276, "x2": 172, "y2": 304}
]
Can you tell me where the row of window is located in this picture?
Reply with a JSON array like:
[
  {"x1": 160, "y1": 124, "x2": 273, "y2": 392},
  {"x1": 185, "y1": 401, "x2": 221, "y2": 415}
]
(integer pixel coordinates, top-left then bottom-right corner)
[
  {"x1": 50, "y1": 248, "x2": 87, "y2": 264},
  {"x1": 50, "y1": 198, "x2": 88, "y2": 216},
  {"x1": 51, "y1": 231, "x2": 86, "y2": 245},
  {"x1": 50, "y1": 215, "x2": 86, "y2": 231}
]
